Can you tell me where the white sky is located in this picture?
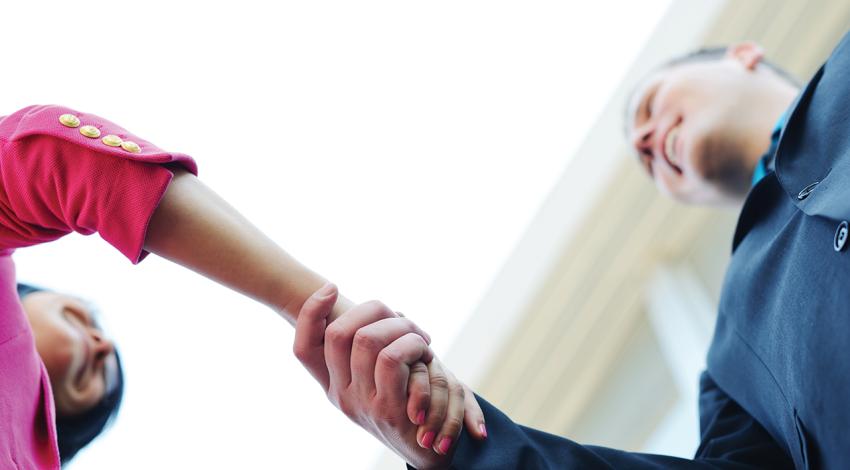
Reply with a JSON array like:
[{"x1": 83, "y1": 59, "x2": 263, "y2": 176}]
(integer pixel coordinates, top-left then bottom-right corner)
[{"x1": 1, "y1": 1, "x2": 671, "y2": 468}]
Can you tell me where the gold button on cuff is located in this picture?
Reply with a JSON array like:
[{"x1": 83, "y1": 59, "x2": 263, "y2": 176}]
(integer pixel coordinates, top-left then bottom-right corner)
[
  {"x1": 59, "y1": 114, "x2": 80, "y2": 128},
  {"x1": 120, "y1": 141, "x2": 141, "y2": 153},
  {"x1": 101, "y1": 134, "x2": 123, "y2": 147},
  {"x1": 79, "y1": 125, "x2": 101, "y2": 138}
]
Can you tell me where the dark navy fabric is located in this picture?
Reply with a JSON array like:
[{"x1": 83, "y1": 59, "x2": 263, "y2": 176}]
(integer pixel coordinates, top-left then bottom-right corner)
[
  {"x1": 439, "y1": 30, "x2": 850, "y2": 470},
  {"x1": 441, "y1": 382, "x2": 793, "y2": 470}
]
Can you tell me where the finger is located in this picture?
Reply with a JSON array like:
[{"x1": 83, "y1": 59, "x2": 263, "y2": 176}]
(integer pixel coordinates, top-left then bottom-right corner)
[
  {"x1": 433, "y1": 369, "x2": 465, "y2": 456},
  {"x1": 462, "y1": 384, "x2": 487, "y2": 440},
  {"x1": 293, "y1": 283, "x2": 338, "y2": 391},
  {"x1": 395, "y1": 311, "x2": 432, "y2": 344},
  {"x1": 415, "y1": 359, "x2": 448, "y2": 450},
  {"x1": 407, "y1": 361, "x2": 430, "y2": 426},
  {"x1": 350, "y1": 317, "x2": 434, "y2": 397},
  {"x1": 324, "y1": 300, "x2": 396, "y2": 393},
  {"x1": 373, "y1": 332, "x2": 434, "y2": 412}
]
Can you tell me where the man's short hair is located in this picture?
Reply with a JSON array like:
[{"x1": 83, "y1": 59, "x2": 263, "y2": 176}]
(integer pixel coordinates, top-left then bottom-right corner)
[{"x1": 664, "y1": 46, "x2": 802, "y2": 87}]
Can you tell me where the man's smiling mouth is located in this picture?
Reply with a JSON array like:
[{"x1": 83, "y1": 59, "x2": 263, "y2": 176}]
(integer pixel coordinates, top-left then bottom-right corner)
[{"x1": 664, "y1": 122, "x2": 682, "y2": 172}]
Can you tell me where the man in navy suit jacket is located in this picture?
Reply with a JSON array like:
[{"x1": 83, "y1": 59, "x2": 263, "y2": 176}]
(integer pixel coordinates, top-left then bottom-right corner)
[{"x1": 294, "y1": 31, "x2": 850, "y2": 469}]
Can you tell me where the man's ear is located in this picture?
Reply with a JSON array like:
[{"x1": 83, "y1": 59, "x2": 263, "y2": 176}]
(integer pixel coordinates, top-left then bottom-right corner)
[{"x1": 725, "y1": 41, "x2": 765, "y2": 70}]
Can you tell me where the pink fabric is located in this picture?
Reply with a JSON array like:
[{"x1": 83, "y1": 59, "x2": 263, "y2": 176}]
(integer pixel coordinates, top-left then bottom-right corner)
[{"x1": 0, "y1": 105, "x2": 197, "y2": 468}]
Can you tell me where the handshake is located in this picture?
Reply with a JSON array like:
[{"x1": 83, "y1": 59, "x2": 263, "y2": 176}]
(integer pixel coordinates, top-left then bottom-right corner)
[{"x1": 292, "y1": 283, "x2": 487, "y2": 470}]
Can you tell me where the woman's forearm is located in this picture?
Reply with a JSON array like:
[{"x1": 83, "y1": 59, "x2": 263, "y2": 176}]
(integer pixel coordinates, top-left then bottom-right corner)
[
  {"x1": 143, "y1": 168, "x2": 484, "y2": 452},
  {"x1": 144, "y1": 169, "x2": 354, "y2": 322}
]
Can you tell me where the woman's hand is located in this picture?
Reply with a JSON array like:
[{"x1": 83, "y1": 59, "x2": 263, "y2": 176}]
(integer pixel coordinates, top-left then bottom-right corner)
[{"x1": 293, "y1": 284, "x2": 486, "y2": 469}]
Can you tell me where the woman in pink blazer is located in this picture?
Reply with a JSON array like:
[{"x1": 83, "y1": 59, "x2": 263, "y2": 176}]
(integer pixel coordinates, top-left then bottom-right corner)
[{"x1": 0, "y1": 105, "x2": 485, "y2": 468}]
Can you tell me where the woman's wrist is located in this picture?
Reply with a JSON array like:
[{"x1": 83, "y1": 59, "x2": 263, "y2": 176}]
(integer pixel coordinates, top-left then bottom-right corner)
[{"x1": 280, "y1": 286, "x2": 353, "y2": 322}]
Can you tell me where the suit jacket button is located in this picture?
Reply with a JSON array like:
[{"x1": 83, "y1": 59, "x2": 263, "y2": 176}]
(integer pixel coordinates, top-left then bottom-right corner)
[
  {"x1": 835, "y1": 221, "x2": 849, "y2": 252},
  {"x1": 797, "y1": 181, "x2": 820, "y2": 200}
]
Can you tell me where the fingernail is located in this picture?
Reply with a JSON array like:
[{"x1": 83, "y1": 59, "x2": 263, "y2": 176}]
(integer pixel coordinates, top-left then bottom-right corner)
[
  {"x1": 317, "y1": 283, "x2": 336, "y2": 298},
  {"x1": 420, "y1": 431, "x2": 435, "y2": 449},
  {"x1": 437, "y1": 436, "x2": 452, "y2": 455},
  {"x1": 479, "y1": 423, "x2": 488, "y2": 439},
  {"x1": 416, "y1": 410, "x2": 426, "y2": 425}
]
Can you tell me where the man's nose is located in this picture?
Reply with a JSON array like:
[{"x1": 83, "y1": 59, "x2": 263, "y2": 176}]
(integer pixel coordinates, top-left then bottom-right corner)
[{"x1": 631, "y1": 124, "x2": 655, "y2": 161}]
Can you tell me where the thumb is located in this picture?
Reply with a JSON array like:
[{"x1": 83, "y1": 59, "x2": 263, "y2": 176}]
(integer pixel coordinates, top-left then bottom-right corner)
[{"x1": 293, "y1": 283, "x2": 338, "y2": 391}]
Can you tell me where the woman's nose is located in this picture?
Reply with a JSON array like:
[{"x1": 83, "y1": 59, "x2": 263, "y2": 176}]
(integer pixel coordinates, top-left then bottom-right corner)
[{"x1": 90, "y1": 329, "x2": 115, "y2": 357}]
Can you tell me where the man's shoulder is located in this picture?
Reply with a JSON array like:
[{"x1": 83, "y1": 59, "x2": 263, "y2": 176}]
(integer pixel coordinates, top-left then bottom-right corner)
[{"x1": 770, "y1": 32, "x2": 850, "y2": 224}]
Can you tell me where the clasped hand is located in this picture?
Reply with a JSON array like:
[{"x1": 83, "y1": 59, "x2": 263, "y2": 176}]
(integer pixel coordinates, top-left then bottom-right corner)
[{"x1": 293, "y1": 284, "x2": 486, "y2": 470}]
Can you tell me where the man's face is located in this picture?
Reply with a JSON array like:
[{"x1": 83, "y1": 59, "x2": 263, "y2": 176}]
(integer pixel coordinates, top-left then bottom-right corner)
[{"x1": 627, "y1": 50, "x2": 778, "y2": 205}]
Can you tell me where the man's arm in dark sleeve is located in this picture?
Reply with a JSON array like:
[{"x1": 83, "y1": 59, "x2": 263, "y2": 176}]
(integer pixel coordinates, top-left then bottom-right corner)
[{"x1": 435, "y1": 372, "x2": 793, "y2": 469}]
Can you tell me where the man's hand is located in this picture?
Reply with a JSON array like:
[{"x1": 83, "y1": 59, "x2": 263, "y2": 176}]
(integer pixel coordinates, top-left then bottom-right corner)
[{"x1": 293, "y1": 283, "x2": 486, "y2": 469}]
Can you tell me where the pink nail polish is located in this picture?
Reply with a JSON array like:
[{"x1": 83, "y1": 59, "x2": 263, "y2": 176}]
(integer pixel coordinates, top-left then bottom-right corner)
[
  {"x1": 420, "y1": 431, "x2": 435, "y2": 449},
  {"x1": 416, "y1": 410, "x2": 426, "y2": 425},
  {"x1": 479, "y1": 423, "x2": 488, "y2": 438},
  {"x1": 437, "y1": 437, "x2": 452, "y2": 454}
]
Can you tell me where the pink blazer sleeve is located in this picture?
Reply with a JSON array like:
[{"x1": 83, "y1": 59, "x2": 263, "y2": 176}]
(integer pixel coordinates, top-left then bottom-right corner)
[{"x1": 0, "y1": 104, "x2": 198, "y2": 263}]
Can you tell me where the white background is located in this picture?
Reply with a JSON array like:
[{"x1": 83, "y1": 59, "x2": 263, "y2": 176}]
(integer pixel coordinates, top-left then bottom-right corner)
[{"x1": 1, "y1": 1, "x2": 669, "y2": 468}]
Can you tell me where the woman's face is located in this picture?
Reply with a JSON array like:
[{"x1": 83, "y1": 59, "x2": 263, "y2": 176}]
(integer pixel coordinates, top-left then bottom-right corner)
[{"x1": 21, "y1": 291, "x2": 118, "y2": 417}]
